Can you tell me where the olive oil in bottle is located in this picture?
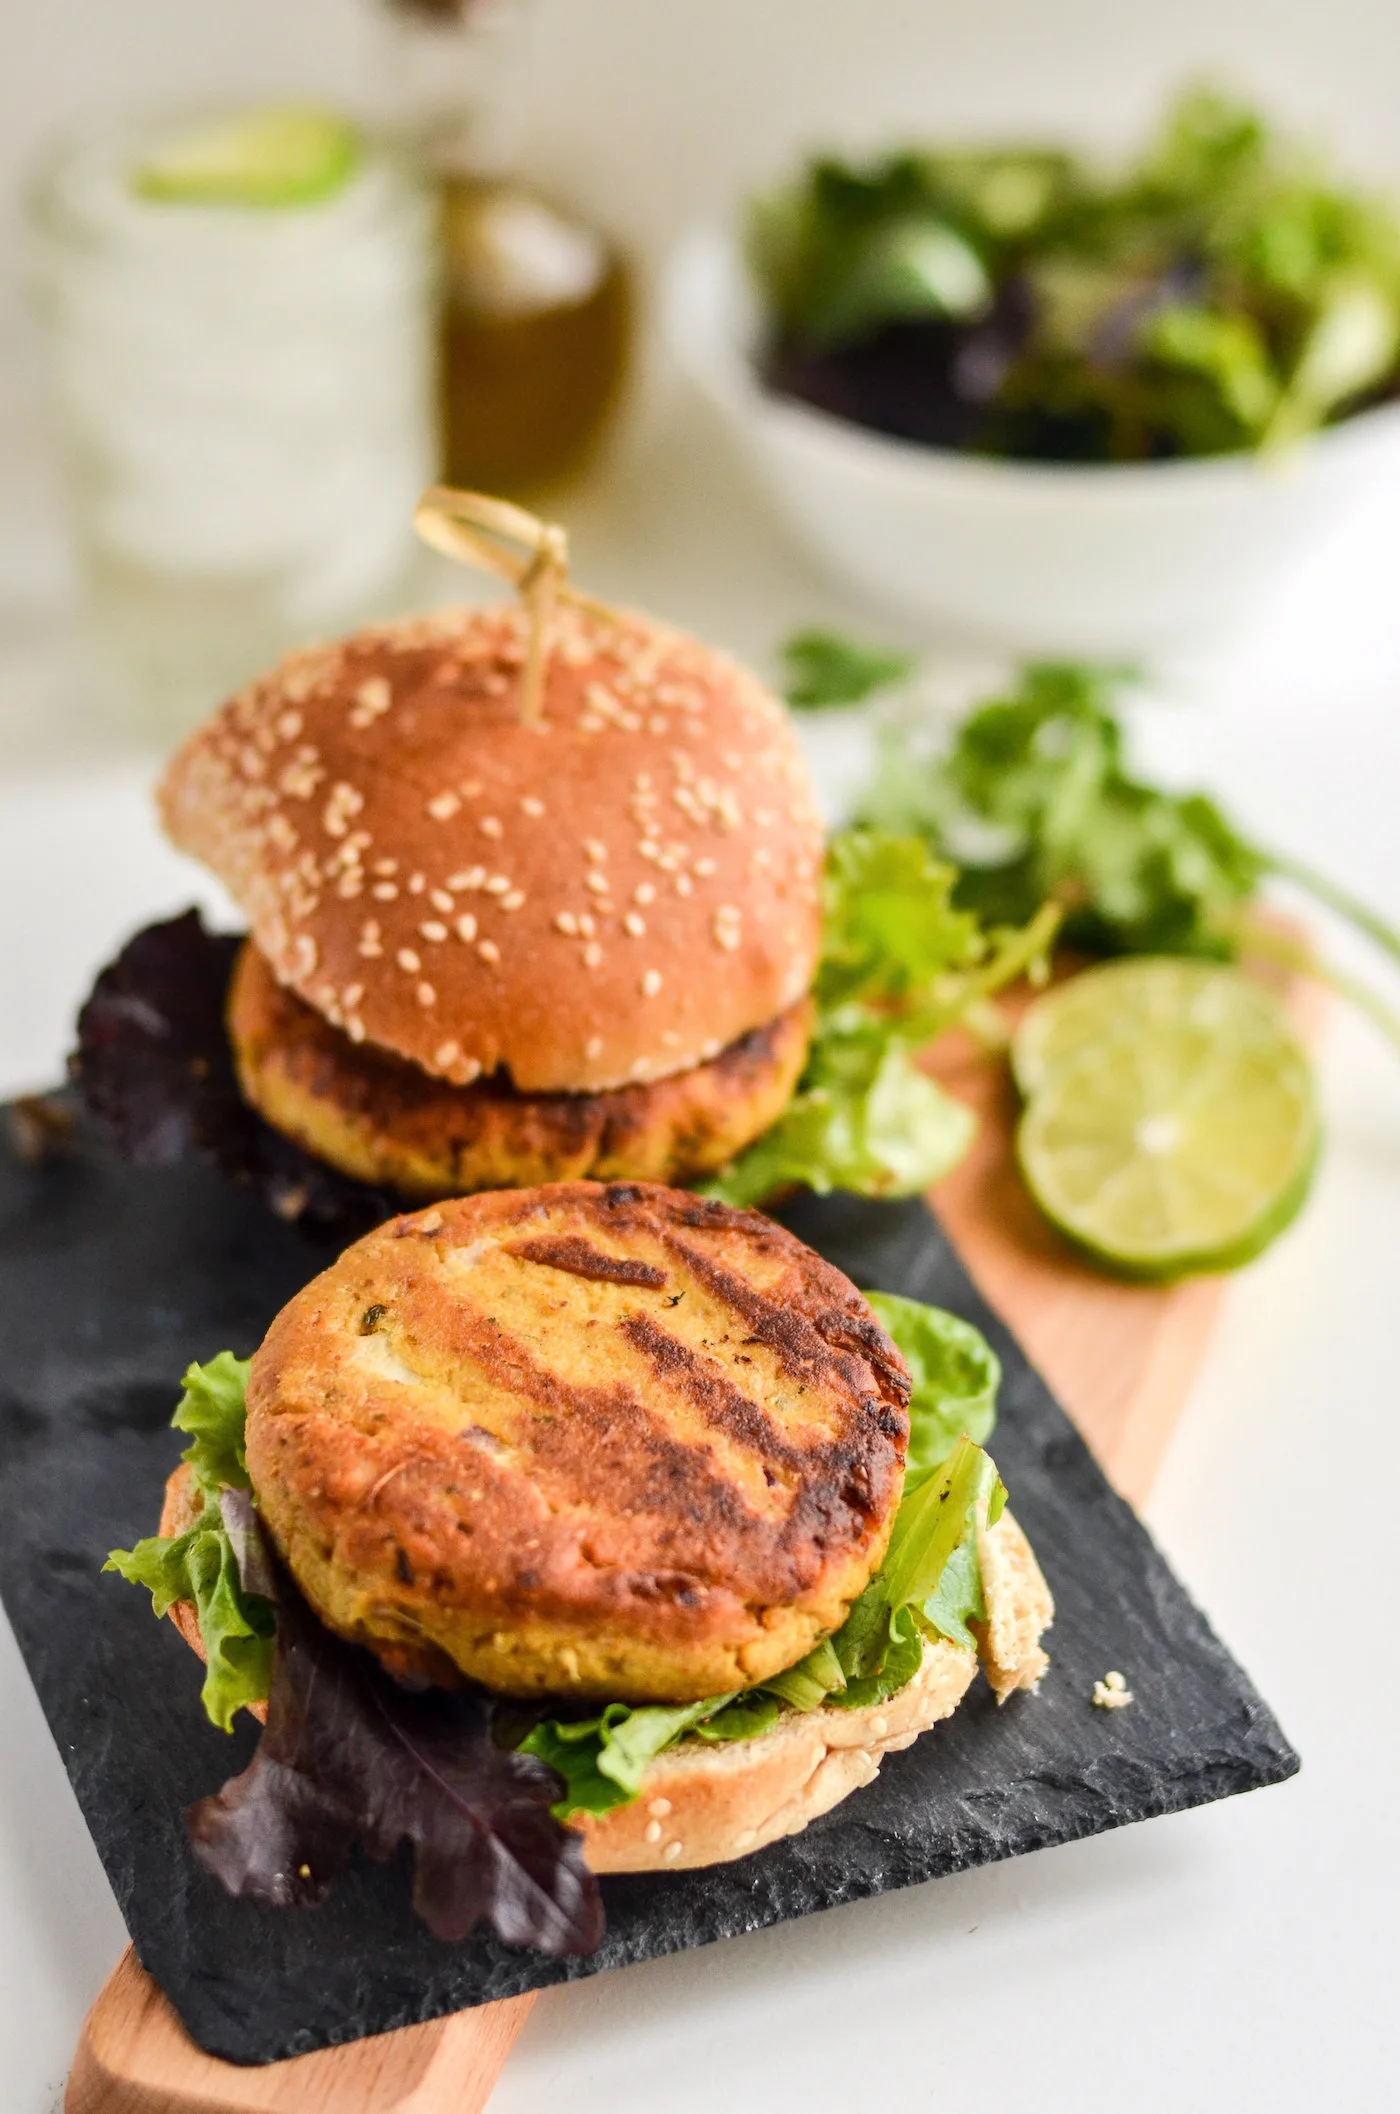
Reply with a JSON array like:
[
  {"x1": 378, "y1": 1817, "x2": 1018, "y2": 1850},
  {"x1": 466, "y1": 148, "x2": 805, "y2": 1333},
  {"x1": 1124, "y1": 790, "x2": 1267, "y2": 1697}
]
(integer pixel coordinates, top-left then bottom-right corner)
[{"x1": 381, "y1": 0, "x2": 632, "y2": 495}]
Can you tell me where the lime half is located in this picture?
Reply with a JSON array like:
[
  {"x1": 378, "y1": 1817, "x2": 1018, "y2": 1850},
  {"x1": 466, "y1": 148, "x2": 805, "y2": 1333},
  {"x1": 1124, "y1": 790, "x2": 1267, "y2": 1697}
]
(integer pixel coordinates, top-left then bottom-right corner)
[
  {"x1": 132, "y1": 105, "x2": 361, "y2": 209},
  {"x1": 1012, "y1": 956, "x2": 1293, "y2": 1097},
  {"x1": 1015, "y1": 960, "x2": 1317, "y2": 1281}
]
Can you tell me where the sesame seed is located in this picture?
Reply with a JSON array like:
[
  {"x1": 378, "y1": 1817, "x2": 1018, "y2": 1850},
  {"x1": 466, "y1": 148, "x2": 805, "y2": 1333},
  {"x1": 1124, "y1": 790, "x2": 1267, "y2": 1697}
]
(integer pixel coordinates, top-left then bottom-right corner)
[
  {"x1": 416, "y1": 982, "x2": 436, "y2": 1007},
  {"x1": 694, "y1": 856, "x2": 717, "y2": 877},
  {"x1": 479, "y1": 816, "x2": 503, "y2": 839},
  {"x1": 455, "y1": 913, "x2": 478, "y2": 942},
  {"x1": 521, "y1": 796, "x2": 545, "y2": 817},
  {"x1": 408, "y1": 873, "x2": 425, "y2": 894},
  {"x1": 663, "y1": 1841, "x2": 683, "y2": 1863},
  {"x1": 674, "y1": 874, "x2": 693, "y2": 896},
  {"x1": 373, "y1": 859, "x2": 398, "y2": 876},
  {"x1": 430, "y1": 888, "x2": 454, "y2": 914},
  {"x1": 372, "y1": 881, "x2": 399, "y2": 901},
  {"x1": 342, "y1": 984, "x2": 364, "y2": 1009},
  {"x1": 484, "y1": 874, "x2": 511, "y2": 896},
  {"x1": 449, "y1": 867, "x2": 486, "y2": 891},
  {"x1": 478, "y1": 939, "x2": 500, "y2": 964},
  {"x1": 419, "y1": 921, "x2": 448, "y2": 943},
  {"x1": 583, "y1": 838, "x2": 607, "y2": 863},
  {"x1": 624, "y1": 912, "x2": 646, "y2": 937},
  {"x1": 585, "y1": 1035, "x2": 603, "y2": 1060},
  {"x1": 346, "y1": 1016, "x2": 366, "y2": 1042},
  {"x1": 648, "y1": 1798, "x2": 673, "y2": 1817},
  {"x1": 555, "y1": 911, "x2": 579, "y2": 936},
  {"x1": 585, "y1": 870, "x2": 609, "y2": 896},
  {"x1": 641, "y1": 969, "x2": 663, "y2": 996},
  {"x1": 634, "y1": 882, "x2": 656, "y2": 905},
  {"x1": 427, "y1": 792, "x2": 461, "y2": 821},
  {"x1": 577, "y1": 913, "x2": 596, "y2": 937},
  {"x1": 336, "y1": 873, "x2": 363, "y2": 898},
  {"x1": 583, "y1": 942, "x2": 604, "y2": 969},
  {"x1": 501, "y1": 890, "x2": 525, "y2": 911},
  {"x1": 435, "y1": 1040, "x2": 461, "y2": 1069},
  {"x1": 397, "y1": 948, "x2": 421, "y2": 973},
  {"x1": 644, "y1": 1820, "x2": 663, "y2": 1844}
]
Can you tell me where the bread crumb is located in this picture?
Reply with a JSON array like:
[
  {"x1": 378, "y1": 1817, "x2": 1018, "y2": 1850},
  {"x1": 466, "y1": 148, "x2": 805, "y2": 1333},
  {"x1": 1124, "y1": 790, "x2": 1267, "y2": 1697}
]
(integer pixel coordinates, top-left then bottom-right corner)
[{"x1": 1092, "y1": 1670, "x2": 1133, "y2": 1710}]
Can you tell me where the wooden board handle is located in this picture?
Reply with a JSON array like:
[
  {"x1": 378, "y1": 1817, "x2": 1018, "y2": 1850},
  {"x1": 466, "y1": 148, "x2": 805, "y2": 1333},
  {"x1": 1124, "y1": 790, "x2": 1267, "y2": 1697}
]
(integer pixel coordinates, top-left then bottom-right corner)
[{"x1": 66, "y1": 1946, "x2": 535, "y2": 2114}]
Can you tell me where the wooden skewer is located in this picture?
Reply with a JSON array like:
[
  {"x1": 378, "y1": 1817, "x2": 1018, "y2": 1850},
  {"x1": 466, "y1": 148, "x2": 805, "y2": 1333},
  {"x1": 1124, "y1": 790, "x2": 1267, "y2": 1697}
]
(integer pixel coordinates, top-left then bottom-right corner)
[{"x1": 413, "y1": 487, "x2": 574, "y2": 728}]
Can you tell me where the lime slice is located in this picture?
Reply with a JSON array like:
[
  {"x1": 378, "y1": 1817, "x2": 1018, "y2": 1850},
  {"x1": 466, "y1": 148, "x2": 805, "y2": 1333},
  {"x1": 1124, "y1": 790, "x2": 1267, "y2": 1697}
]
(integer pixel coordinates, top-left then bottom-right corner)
[
  {"x1": 1015, "y1": 961, "x2": 1317, "y2": 1281},
  {"x1": 1012, "y1": 956, "x2": 1291, "y2": 1097},
  {"x1": 132, "y1": 105, "x2": 361, "y2": 209}
]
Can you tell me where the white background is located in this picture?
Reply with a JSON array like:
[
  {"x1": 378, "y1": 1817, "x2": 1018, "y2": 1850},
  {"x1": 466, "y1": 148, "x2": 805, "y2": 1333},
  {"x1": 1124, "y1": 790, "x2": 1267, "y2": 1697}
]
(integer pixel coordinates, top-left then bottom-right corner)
[{"x1": 2, "y1": 4, "x2": 1399, "y2": 2110}]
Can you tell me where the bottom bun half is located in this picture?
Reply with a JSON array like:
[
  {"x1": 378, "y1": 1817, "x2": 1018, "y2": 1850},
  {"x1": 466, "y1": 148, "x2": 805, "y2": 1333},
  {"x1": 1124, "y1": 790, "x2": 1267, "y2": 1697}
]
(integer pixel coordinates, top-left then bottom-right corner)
[{"x1": 160, "y1": 1466, "x2": 1052, "y2": 1873}]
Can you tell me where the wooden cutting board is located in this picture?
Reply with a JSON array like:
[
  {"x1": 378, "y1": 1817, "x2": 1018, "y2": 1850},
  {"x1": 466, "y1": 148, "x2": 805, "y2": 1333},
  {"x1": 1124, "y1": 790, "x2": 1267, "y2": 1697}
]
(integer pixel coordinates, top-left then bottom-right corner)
[{"x1": 64, "y1": 1030, "x2": 1247, "y2": 2114}]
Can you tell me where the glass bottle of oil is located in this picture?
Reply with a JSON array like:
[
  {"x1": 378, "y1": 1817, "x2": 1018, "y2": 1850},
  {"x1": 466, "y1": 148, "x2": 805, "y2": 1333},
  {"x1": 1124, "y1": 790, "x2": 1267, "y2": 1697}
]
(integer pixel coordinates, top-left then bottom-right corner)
[{"x1": 379, "y1": 0, "x2": 632, "y2": 496}]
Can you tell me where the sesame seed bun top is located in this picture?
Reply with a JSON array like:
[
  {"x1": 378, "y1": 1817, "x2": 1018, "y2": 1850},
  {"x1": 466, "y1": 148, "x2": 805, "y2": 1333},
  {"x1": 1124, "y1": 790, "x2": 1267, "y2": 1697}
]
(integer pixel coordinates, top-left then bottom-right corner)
[{"x1": 157, "y1": 597, "x2": 825, "y2": 1093}]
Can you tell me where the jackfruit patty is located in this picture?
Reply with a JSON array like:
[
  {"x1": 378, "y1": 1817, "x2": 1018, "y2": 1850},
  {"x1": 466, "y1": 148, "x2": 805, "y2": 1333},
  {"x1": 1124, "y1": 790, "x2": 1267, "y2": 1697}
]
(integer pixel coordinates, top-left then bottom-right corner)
[
  {"x1": 227, "y1": 941, "x2": 813, "y2": 1198},
  {"x1": 244, "y1": 1182, "x2": 912, "y2": 1702}
]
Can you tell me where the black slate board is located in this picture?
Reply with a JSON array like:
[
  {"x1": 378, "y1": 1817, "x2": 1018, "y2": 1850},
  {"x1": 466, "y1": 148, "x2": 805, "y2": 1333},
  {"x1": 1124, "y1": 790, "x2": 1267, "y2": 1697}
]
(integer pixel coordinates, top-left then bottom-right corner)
[{"x1": 0, "y1": 1108, "x2": 1297, "y2": 2066}]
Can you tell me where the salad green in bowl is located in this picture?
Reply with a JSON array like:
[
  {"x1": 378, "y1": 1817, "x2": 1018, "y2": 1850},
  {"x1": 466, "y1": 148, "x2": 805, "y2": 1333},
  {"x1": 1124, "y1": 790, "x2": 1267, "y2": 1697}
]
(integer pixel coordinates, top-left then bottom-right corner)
[
  {"x1": 666, "y1": 84, "x2": 1400, "y2": 653},
  {"x1": 747, "y1": 85, "x2": 1400, "y2": 464}
]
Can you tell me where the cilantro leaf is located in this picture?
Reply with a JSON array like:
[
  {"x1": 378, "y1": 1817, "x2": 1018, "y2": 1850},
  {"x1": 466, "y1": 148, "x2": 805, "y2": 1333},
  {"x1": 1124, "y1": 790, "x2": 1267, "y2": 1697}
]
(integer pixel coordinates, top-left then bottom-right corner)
[
  {"x1": 781, "y1": 629, "x2": 917, "y2": 711},
  {"x1": 857, "y1": 655, "x2": 1400, "y2": 1060}
]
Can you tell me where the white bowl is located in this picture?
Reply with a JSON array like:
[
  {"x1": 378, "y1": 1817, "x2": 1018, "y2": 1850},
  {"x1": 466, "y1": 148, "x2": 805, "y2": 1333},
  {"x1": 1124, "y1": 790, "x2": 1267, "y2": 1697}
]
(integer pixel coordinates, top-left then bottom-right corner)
[{"x1": 665, "y1": 227, "x2": 1400, "y2": 656}]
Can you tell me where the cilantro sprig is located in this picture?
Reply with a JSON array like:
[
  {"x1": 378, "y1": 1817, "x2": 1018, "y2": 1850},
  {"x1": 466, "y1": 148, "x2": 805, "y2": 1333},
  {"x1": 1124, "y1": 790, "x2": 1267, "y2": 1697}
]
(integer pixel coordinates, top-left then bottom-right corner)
[{"x1": 852, "y1": 656, "x2": 1400, "y2": 1057}]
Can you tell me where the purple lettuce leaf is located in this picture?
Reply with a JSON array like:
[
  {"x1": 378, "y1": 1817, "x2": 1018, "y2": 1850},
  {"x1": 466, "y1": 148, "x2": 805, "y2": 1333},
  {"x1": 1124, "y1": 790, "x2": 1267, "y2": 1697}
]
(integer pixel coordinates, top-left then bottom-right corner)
[
  {"x1": 71, "y1": 909, "x2": 394, "y2": 1242},
  {"x1": 186, "y1": 1585, "x2": 604, "y2": 1956}
]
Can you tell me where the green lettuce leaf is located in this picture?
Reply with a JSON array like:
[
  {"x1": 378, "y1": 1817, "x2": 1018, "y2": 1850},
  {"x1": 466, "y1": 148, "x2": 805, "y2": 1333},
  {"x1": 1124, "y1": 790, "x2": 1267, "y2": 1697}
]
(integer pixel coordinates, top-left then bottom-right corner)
[
  {"x1": 106, "y1": 1354, "x2": 274, "y2": 1731},
  {"x1": 865, "y1": 1290, "x2": 1001, "y2": 1470},
  {"x1": 520, "y1": 1696, "x2": 737, "y2": 1818},
  {"x1": 524, "y1": 1432, "x2": 1007, "y2": 1816},
  {"x1": 706, "y1": 828, "x2": 1057, "y2": 1208},
  {"x1": 106, "y1": 1500, "x2": 274, "y2": 1732},
  {"x1": 172, "y1": 1350, "x2": 253, "y2": 1493}
]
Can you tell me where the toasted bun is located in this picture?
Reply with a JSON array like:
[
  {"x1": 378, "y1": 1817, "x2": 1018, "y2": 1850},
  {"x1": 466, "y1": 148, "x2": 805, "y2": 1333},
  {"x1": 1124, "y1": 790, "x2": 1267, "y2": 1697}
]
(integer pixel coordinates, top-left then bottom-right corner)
[
  {"x1": 244, "y1": 1183, "x2": 912, "y2": 1702},
  {"x1": 157, "y1": 601, "x2": 824, "y2": 1093},
  {"x1": 160, "y1": 1466, "x2": 1052, "y2": 1872},
  {"x1": 226, "y1": 938, "x2": 813, "y2": 1198}
]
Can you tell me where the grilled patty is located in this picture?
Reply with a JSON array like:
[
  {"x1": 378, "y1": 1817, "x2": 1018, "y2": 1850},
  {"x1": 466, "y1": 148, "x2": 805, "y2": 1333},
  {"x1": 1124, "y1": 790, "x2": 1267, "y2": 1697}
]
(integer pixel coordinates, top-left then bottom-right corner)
[
  {"x1": 227, "y1": 940, "x2": 813, "y2": 1198},
  {"x1": 244, "y1": 1182, "x2": 912, "y2": 1701}
]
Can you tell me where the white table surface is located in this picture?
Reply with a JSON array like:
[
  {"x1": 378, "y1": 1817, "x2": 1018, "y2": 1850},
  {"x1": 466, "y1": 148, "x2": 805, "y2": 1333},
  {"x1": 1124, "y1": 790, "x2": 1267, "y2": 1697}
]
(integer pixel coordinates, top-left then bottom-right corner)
[{"x1": 2, "y1": 408, "x2": 1399, "y2": 2113}]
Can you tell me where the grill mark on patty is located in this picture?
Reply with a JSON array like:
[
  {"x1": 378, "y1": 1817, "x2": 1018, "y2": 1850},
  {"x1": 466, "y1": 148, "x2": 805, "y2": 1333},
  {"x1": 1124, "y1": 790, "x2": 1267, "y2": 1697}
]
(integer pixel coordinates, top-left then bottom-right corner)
[
  {"x1": 621, "y1": 1311, "x2": 807, "y2": 1471},
  {"x1": 507, "y1": 1235, "x2": 668, "y2": 1288},
  {"x1": 402, "y1": 1298, "x2": 769, "y2": 1554},
  {"x1": 660, "y1": 1232, "x2": 911, "y2": 1410}
]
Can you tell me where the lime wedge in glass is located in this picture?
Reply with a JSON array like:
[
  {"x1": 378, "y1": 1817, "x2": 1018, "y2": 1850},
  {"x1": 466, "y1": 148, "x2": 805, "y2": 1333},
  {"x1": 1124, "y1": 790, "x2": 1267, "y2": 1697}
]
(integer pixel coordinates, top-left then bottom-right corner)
[
  {"x1": 132, "y1": 106, "x2": 361, "y2": 209},
  {"x1": 1015, "y1": 960, "x2": 1318, "y2": 1281}
]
